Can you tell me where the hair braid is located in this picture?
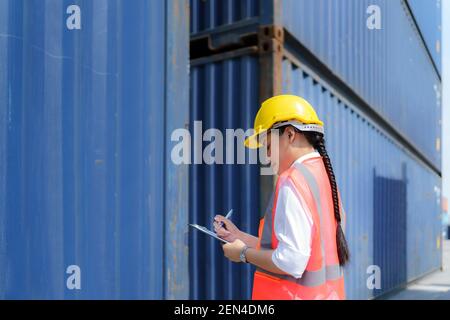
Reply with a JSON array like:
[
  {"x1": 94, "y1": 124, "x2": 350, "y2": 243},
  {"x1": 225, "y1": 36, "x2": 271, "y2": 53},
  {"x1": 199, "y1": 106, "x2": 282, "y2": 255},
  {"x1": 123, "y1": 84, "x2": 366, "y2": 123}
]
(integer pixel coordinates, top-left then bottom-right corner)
[
  {"x1": 304, "y1": 132, "x2": 350, "y2": 266},
  {"x1": 274, "y1": 126, "x2": 350, "y2": 266}
]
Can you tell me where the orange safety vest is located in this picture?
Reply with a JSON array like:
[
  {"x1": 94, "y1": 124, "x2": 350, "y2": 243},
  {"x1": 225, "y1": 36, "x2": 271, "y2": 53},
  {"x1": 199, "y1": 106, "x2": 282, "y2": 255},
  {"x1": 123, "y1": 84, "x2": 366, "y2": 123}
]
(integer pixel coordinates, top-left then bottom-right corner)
[{"x1": 252, "y1": 156, "x2": 346, "y2": 300}]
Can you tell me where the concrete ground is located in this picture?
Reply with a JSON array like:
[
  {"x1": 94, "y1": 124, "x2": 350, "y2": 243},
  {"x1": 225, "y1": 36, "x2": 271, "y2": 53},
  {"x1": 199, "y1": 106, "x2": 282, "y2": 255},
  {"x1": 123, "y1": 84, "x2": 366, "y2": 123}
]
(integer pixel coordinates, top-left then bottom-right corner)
[{"x1": 384, "y1": 239, "x2": 450, "y2": 300}]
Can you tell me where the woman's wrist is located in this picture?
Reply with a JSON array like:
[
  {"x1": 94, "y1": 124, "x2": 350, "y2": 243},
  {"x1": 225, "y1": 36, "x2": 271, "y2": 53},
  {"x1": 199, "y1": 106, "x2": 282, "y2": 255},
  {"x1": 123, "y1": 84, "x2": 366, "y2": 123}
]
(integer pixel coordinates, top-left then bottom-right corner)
[
  {"x1": 238, "y1": 230, "x2": 251, "y2": 245},
  {"x1": 237, "y1": 230, "x2": 258, "y2": 248}
]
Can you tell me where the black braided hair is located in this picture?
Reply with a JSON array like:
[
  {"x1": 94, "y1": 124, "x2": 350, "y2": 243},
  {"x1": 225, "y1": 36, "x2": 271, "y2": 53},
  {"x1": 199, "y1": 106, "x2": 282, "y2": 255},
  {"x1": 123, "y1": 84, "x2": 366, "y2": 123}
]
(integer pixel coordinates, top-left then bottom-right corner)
[{"x1": 276, "y1": 126, "x2": 350, "y2": 266}]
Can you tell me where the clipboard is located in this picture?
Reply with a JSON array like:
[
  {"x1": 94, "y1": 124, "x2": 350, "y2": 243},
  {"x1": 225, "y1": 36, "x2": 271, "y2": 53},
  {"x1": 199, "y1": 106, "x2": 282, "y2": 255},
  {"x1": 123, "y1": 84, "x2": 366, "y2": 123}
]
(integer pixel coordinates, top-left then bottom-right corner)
[{"x1": 189, "y1": 224, "x2": 229, "y2": 244}]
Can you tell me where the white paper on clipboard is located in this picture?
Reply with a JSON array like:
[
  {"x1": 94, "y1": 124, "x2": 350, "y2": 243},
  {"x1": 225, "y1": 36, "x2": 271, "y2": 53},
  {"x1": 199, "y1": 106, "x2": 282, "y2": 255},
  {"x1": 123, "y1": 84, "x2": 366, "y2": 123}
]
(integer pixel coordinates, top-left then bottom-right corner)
[{"x1": 189, "y1": 224, "x2": 229, "y2": 243}]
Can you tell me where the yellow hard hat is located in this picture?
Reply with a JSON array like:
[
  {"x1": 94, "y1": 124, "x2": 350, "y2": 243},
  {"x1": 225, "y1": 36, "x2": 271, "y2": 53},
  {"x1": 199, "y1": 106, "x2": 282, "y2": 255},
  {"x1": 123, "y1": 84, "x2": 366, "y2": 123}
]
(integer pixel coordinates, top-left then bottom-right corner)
[{"x1": 244, "y1": 94, "x2": 324, "y2": 149}]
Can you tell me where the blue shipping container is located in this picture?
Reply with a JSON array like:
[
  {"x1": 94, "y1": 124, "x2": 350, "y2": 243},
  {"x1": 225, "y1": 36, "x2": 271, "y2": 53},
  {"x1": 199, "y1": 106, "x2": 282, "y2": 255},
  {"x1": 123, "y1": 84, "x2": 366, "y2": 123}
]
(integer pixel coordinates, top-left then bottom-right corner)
[
  {"x1": 190, "y1": 0, "x2": 442, "y2": 170},
  {"x1": 282, "y1": 0, "x2": 441, "y2": 170},
  {"x1": 190, "y1": 0, "x2": 260, "y2": 35},
  {"x1": 407, "y1": 0, "x2": 442, "y2": 74},
  {"x1": 0, "y1": 0, "x2": 190, "y2": 299},
  {"x1": 282, "y1": 56, "x2": 441, "y2": 299},
  {"x1": 189, "y1": 51, "x2": 442, "y2": 300},
  {"x1": 189, "y1": 0, "x2": 442, "y2": 300},
  {"x1": 189, "y1": 55, "x2": 261, "y2": 299}
]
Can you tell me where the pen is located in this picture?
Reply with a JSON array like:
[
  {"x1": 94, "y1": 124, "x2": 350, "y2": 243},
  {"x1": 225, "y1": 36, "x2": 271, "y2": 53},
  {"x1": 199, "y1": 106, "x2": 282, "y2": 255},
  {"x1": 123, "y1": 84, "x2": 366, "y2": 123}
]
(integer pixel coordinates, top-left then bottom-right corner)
[{"x1": 218, "y1": 209, "x2": 233, "y2": 229}]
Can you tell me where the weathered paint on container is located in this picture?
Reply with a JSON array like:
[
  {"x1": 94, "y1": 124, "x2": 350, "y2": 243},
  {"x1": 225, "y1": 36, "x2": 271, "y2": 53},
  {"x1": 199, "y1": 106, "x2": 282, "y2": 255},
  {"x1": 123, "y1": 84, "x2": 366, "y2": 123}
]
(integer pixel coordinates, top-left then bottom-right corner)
[
  {"x1": 282, "y1": 0, "x2": 441, "y2": 170},
  {"x1": 0, "y1": 0, "x2": 442, "y2": 301},
  {"x1": 0, "y1": 0, "x2": 189, "y2": 299}
]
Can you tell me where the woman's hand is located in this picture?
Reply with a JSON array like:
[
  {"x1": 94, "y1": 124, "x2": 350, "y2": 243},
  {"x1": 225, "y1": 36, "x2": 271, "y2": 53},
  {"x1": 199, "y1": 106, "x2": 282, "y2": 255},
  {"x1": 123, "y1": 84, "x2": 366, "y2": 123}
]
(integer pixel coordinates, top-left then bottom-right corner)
[
  {"x1": 213, "y1": 215, "x2": 241, "y2": 243},
  {"x1": 222, "y1": 239, "x2": 246, "y2": 263}
]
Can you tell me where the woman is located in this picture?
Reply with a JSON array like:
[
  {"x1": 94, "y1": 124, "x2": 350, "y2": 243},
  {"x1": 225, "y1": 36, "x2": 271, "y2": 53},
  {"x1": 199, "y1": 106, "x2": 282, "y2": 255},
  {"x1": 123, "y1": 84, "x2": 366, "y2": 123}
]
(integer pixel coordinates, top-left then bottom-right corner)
[{"x1": 214, "y1": 95, "x2": 349, "y2": 300}]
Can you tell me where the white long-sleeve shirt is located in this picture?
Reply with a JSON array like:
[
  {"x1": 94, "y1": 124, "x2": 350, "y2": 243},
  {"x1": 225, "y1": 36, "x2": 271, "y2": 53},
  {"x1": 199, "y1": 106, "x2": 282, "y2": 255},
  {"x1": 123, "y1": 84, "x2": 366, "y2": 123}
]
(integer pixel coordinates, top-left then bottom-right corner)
[{"x1": 271, "y1": 151, "x2": 321, "y2": 279}]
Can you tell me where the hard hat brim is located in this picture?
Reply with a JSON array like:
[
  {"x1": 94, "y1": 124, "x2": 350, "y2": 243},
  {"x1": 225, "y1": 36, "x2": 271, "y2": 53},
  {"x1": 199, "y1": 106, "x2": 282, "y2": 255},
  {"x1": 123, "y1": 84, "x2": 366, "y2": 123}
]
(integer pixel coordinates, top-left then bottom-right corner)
[
  {"x1": 244, "y1": 120, "x2": 324, "y2": 149},
  {"x1": 244, "y1": 133, "x2": 263, "y2": 149}
]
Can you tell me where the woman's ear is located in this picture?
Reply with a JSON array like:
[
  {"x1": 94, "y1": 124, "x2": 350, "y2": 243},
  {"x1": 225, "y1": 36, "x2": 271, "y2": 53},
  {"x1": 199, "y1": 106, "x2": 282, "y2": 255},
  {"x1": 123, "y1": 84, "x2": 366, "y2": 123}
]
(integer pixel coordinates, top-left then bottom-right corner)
[
  {"x1": 291, "y1": 128, "x2": 296, "y2": 141},
  {"x1": 287, "y1": 127, "x2": 296, "y2": 143}
]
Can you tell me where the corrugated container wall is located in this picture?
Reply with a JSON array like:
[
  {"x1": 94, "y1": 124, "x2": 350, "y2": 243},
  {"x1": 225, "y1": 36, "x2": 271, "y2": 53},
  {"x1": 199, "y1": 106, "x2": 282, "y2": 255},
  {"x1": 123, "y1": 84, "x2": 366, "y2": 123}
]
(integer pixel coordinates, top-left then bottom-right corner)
[
  {"x1": 190, "y1": 56, "x2": 261, "y2": 299},
  {"x1": 0, "y1": 0, "x2": 190, "y2": 299},
  {"x1": 282, "y1": 0, "x2": 441, "y2": 170},
  {"x1": 407, "y1": 0, "x2": 442, "y2": 74},
  {"x1": 190, "y1": 0, "x2": 442, "y2": 300},
  {"x1": 190, "y1": 0, "x2": 260, "y2": 34},
  {"x1": 282, "y1": 58, "x2": 441, "y2": 299}
]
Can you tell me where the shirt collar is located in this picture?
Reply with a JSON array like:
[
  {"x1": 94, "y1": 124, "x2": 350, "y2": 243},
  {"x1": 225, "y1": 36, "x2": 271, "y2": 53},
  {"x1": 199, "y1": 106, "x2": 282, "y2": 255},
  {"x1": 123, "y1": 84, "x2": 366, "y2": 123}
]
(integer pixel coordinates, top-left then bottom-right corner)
[{"x1": 291, "y1": 150, "x2": 321, "y2": 167}]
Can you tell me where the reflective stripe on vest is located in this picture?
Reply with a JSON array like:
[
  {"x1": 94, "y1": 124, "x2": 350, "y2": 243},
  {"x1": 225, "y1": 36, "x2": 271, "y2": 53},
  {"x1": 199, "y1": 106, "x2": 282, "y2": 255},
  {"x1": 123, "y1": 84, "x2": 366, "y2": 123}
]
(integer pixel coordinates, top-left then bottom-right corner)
[
  {"x1": 256, "y1": 264, "x2": 343, "y2": 287},
  {"x1": 259, "y1": 191, "x2": 275, "y2": 249},
  {"x1": 256, "y1": 162, "x2": 343, "y2": 287}
]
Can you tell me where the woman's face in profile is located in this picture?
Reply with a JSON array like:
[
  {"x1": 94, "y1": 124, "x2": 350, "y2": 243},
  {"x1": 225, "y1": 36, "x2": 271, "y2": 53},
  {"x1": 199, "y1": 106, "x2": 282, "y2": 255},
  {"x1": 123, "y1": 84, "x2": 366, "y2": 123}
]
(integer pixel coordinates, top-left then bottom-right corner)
[{"x1": 264, "y1": 129, "x2": 291, "y2": 175}]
